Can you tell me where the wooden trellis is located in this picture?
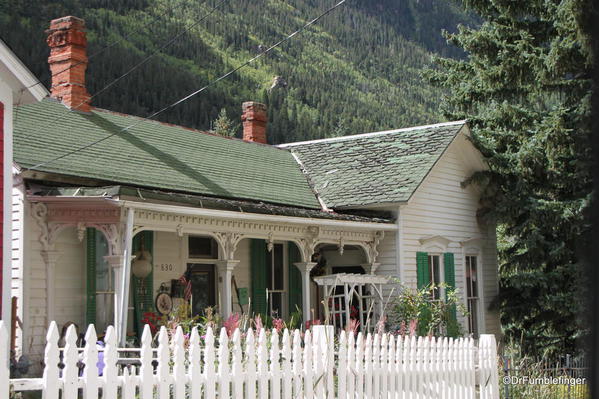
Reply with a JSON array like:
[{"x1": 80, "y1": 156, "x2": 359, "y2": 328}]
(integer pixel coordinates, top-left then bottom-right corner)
[{"x1": 314, "y1": 273, "x2": 390, "y2": 332}]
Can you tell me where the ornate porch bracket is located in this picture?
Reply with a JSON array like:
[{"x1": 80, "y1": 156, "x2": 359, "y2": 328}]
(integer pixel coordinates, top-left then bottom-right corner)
[
  {"x1": 213, "y1": 232, "x2": 244, "y2": 261},
  {"x1": 297, "y1": 225, "x2": 320, "y2": 262},
  {"x1": 365, "y1": 231, "x2": 385, "y2": 265}
]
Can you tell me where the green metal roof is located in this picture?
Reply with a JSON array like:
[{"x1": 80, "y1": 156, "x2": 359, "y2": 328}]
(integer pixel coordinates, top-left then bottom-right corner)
[
  {"x1": 280, "y1": 121, "x2": 466, "y2": 208},
  {"x1": 14, "y1": 99, "x2": 321, "y2": 209}
]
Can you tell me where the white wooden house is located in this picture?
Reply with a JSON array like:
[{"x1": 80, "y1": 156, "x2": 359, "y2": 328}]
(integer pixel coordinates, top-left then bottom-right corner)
[{"x1": 7, "y1": 16, "x2": 500, "y2": 374}]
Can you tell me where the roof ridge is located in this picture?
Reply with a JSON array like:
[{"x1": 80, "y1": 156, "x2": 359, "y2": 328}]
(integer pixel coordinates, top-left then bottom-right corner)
[
  {"x1": 277, "y1": 120, "x2": 467, "y2": 148},
  {"x1": 85, "y1": 102, "x2": 287, "y2": 151}
]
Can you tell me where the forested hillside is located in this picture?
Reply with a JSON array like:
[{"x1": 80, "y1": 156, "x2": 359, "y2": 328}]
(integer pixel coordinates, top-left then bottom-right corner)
[{"x1": 0, "y1": 0, "x2": 475, "y2": 143}]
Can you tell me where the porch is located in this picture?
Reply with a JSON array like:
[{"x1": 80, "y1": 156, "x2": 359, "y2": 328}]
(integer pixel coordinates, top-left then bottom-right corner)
[{"x1": 27, "y1": 186, "x2": 396, "y2": 345}]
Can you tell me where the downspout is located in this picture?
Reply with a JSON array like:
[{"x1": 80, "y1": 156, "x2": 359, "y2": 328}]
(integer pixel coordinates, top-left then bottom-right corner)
[{"x1": 118, "y1": 207, "x2": 134, "y2": 346}]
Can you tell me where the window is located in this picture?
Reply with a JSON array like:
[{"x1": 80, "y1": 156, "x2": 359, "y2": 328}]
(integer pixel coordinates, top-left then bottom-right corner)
[
  {"x1": 428, "y1": 254, "x2": 442, "y2": 300},
  {"x1": 266, "y1": 243, "x2": 286, "y2": 318},
  {"x1": 188, "y1": 236, "x2": 218, "y2": 258},
  {"x1": 465, "y1": 255, "x2": 479, "y2": 336}
]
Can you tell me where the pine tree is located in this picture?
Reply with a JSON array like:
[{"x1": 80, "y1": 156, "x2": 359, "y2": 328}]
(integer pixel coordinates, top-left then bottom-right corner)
[
  {"x1": 426, "y1": 0, "x2": 593, "y2": 355},
  {"x1": 210, "y1": 108, "x2": 238, "y2": 138}
]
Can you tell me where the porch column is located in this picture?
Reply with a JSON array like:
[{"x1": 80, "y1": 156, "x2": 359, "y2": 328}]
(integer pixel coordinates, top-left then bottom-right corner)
[
  {"x1": 104, "y1": 255, "x2": 124, "y2": 332},
  {"x1": 41, "y1": 250, "x2": 61, "y2": 326},
  {"x1": 361, "y1": 262, "x2": 381, "y2": 275},
  {"x1": 118, "y1": 208, "x2": 134, "y2": 345},
  {"x1": 216, "y1": 260, "x2": 240, "y2": 320},
  {"x1": 294, "y1": 262, "x2": 317, "y2": 323}
]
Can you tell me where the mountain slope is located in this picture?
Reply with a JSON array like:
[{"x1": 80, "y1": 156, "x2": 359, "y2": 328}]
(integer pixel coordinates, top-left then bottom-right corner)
[{"x1": 0, "y1": 0, "x2": 475, "y2": 143}]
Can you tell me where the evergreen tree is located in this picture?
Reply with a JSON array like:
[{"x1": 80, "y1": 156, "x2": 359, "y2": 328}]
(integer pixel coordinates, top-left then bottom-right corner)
[
  {"x1": 426, "y1": 0, "x2": 593, "y2": 355},
  {"x1": 210, "y1": 108, "x2": 237, "y2": 138}
]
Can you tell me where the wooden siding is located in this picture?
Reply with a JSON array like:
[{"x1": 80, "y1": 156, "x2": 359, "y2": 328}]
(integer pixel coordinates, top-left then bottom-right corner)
[{"x1": 400, "y1": 132, "x2": 500, "y2": 335}]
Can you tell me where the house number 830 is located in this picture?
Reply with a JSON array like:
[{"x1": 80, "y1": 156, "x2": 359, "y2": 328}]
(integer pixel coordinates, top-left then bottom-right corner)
[{"x1": 159, "y1": 263, "x2": 174, "y2": 271}]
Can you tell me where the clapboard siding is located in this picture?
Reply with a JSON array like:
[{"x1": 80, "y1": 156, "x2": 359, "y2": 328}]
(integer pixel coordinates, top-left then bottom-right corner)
[
  {"x1": 401, "y1": 132, "x2": 500, "y2": 336},
  {"x1": 10, "y1": 179, "x2": 25, "y2": 356},
  {"x1": 52, "y1": 228, "x2": 86, "y2": 329}
]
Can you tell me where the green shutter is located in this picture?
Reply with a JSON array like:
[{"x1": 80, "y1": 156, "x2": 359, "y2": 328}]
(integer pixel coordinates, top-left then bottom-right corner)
[
  {"x1": 444, "y1": 252, "x2": 458, "y2": 336},
  {"x1": 250, "y1": 239, "x2": 268, "y2": 316},
  {"x1": 85, "y1": 228, "x2": 97, "y2": 326},
  {"x1": 288, "y1": 242, "x2": 302, "y2": 321},
  {"x1": 416, "y1": 252, "x2": 429, "y2": 289},
  {"x1": 132, "y1": 231, "x2": 154, "y2": 337}
]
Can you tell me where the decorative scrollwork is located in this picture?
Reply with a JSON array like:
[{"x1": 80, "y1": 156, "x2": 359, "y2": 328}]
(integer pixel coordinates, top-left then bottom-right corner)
[
  {"x1": 366, "y1": 231, "x2": 385, "y2": 264},
  {"x1": 298, "y1": 225, "x2": 320, "y2": 262},
  {"x1": 213, "y1": 232, "x2": 243, "y2": 260},
  {"x1": 267, "y1": 232, "x2": 274, "y2": 252}
]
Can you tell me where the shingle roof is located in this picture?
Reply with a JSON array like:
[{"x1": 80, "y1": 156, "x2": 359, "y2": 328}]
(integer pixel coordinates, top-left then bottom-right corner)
[
  {"x1": 14, "y1": 99, "x2": 321, "y2": 209},
  {"x1": 280, "y1": 121, "x2": 467, "y2": 208}
]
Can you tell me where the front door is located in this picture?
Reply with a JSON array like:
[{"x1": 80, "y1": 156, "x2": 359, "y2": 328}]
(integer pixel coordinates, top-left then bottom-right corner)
[{"x1": 187, "y1": 263, "x2": 216, "y2": 317}]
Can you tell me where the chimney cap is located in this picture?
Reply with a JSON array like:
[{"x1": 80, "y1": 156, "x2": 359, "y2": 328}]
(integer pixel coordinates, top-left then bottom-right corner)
[
  {"x1": 242, "y1": 101, "x2": 267, "y2": 121},
  {"x1": 47, "y1": 16, "x2": 86, "y2": 32}
]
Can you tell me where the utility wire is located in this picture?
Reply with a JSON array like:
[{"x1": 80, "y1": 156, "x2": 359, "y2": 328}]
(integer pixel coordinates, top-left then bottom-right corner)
[
  {"x1": 20, "y1": 0, "x2": 227, "y2": 153},
  {"x1": 25, "y1": 0, "x2": 347, "y2": 172},
  {"x1": 24, "y1": 3, "x2": 173, "y2": 90}
]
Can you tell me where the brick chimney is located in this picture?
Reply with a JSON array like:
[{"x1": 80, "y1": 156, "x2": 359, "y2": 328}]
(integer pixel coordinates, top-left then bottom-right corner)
[
  {"x1": 46, "y1": 16, "x2": 91, "y2": 113},
  {"x1": 241, "y1": 102, "x2": 268, "y2": 144}
]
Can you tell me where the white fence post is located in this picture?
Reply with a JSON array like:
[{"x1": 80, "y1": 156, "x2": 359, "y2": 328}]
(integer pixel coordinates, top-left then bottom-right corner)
[
  {"x1": 0, "y1": 321, "x2": 8, "y2": 399},
  {"x1": 102, "y1": 325, "x2": 118, "y2": 399},
  {"x1": 479, "y1": 334, "x2": 500, "y2": 399}
]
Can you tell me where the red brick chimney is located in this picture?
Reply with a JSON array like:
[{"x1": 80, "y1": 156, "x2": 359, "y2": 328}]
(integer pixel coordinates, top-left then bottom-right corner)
[
  {"x1": 241, "y1": 102, "x2": 267, "y2": 144},
  {"x1": 46, "y1": 16, "x2": 91, "y2": 113}
]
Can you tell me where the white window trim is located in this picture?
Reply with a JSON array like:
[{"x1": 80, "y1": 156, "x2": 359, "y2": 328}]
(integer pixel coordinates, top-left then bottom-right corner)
[
  {"x1": 461, "y1": 237, "x2": 485, "y2": 335},
  {"x1": 419, "y1": 235, "x2": 452, "y2": 301}
]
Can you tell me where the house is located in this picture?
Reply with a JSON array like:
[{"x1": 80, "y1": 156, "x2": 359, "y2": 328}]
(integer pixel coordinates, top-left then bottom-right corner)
[
  {"x1": 10, "y1": 16, "x2": 500, "y2": 373},
  {"x1": 0, "y1": 39, "x2": 47, "y2": 330}
]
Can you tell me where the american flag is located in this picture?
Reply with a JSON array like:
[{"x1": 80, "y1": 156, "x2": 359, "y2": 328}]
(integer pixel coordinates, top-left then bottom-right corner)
[{"x1": 179, "y1": 274, "x2": 192, "y2": 301}]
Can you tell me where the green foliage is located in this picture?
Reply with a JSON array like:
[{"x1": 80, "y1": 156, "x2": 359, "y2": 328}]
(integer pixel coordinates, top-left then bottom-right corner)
[
  {"x1": 388, "y1": 283, "x2": 467, "y2": 338},
  {"x1": 426, "y1": 0, "x2": 593, "y2": 355},
  {"x1": 210, "y1": 107, "x2": 238, "y2": 137},
  {"x1": 0, "y1": 0, "x2": 475, "y2": 143}
]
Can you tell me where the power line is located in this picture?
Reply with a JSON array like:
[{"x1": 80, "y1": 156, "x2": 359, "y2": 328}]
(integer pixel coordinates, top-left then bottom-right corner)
[
  {"x1": 25, "y1": 0, "x2": 347, "y2": 172},
  {"x1": 19, "y1": 0, "x2": 227, "y2": 152},
  {"x1": 24, "y1": 3, "x2": 173, "y2": 91}
]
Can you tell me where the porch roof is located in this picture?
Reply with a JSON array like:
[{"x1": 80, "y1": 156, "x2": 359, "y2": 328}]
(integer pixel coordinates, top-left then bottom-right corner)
[
  {"x1": 14, "y1": 99, "x2": 321, "y2": 209},
  {"x1": 30, "y1": 185, "x2": 396, "y2": 224}
]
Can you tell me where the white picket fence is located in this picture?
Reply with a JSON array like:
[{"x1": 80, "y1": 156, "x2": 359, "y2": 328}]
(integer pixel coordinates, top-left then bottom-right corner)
[{"x1": 0, "y1": 320, "x2": 500, "y2": 398}]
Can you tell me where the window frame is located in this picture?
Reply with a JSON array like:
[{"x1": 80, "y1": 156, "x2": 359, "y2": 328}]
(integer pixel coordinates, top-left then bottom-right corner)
[
  {"x1": 265, "y1": 241, "x2": 288, "y2": 319},
  {"x1": 461, "y1": 237, "x2": 485, "y2": 336}
]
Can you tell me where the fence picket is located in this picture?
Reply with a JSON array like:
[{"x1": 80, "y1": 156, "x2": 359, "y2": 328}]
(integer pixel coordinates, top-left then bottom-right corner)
[
  {"x1": 204, "y1": 327, "x2": 216, "y2": 399},
  {"x1": 281, "y1": 330, "x2": 292, "y2": 399},
  {"x1": 346, "y1": 332, "x2": 355, "y2": 399},
  {"x1": 189, "y1": 327, "x2": 202, "y2": 399},
  {"x1": 365, "y1": 333, "x2": 373, "y2": 399},
  {"x1": 102, "y1": 326, "x2": 118, "y2": 399},
  {"x1": 373, "y1": 333, "x2": 381, "y2": 398},
  {"x1": 218, "y1": 328, "x2": 231, "y2": 399},
  {"x1": 388, "y1": 335, "x2": 395, "y2": 399},
  {"x1": 291, "y1": 330, "x2": 303, "y2": 398},
  {"x1": 82, "y1": 325, "x2": 99, "y2": 399},
  {"x1": 270, "y1": 329, "x2": 281, "y2": 399},
  {"x1": 245, "y1": 329, "x2": 257, "y2": 399},
  {"x1": 139, "y1": 325, "x2": 154, "y2": 399},
  {"x1": 258, "y1": 329, "x2": 268, "y2": 399},
  {"x1": 338, "y1": 331, "x2": 347, "y2": 399},
  {"x1": 313, "y1": 328, "x2": 325, "y2": 398},
  {"x1": 232, "y1": 329, "x2": 244, "y2": 399},
  {"x1": 156, "y1": 327, "x2": 170, "y2": 399},
  {"x1": 173, "y1": 327, "x2": 186, "y2": 399},
  {"x1": 381, "y1": 334, "x2": 388, "y2": 399},
  {"x1": 303, "y1": 330, "x2": 313, "y2": 399},
  {"x1": 121, "y1": 366, "x2": 136, "y2": 399},
  {"x1": 62, "y1": 325, "x2": 79, "y2": 399},
  {"x1": 42, "y1": 322, "x2": 60, "y2": 399}
]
